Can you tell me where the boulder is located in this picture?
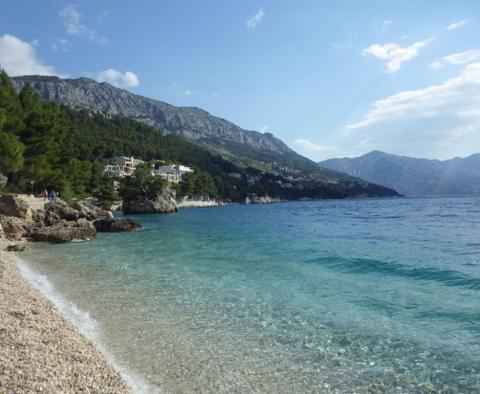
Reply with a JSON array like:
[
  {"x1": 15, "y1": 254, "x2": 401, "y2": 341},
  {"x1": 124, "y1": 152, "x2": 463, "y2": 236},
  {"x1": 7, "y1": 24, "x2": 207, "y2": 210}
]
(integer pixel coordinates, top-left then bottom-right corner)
[
  {"x1": 0, "y1": 215, "x2": 27, "y2": 241},
  {"x1": 31, "y1": 219, "x2": 96, "y2": 243},
  {"x1": 72, "y1": 200, "x2": 102, "y2": 221},
  {"x1": 93, "y1": 218, "x2": 141, "y2": 232},
  {"x1": 5, "y1": 244, "x2": 30, "y2": 252},
  {"x1": 31, "y1": 209, "x2": 46, "y2": 225},
  {"x1": 44, "y1": 209, "x2": 61, "y2": 226},
  {"x1": 44, "y1": 199, "x2": 85, "y2": 221},
  {"x1": 0, "y1": 194, "x2": 32, "y2": 220},
  {"x1": 0, "y1": 172, "x2": 7, "y2": 187},
  {"x1": 123, "y1": 189, "x2": 178, "y2": 214}
]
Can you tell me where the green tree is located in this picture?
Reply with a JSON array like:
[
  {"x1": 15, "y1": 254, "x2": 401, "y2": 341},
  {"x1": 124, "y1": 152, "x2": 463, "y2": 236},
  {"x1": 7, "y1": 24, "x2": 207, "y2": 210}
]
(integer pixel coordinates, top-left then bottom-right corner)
[
  {"x1": 119, "y1": 165, "x2": 167, "y2": 202},
  {"x1": 0, "y1": 130, "x2": 25, "y2": 174},
  {"x1": 93, "y1": 175, "x2": 118, "y2": 209}
]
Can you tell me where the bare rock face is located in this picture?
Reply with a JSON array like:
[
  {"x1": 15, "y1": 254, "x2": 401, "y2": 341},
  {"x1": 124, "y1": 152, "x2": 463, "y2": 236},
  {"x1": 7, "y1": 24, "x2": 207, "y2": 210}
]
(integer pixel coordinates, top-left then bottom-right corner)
[
  {"x1": 0, "y1": 216, "x2": 27, "y2": 241},
  {"x1": 122, "y1": 189, "x2": 178, "y2": 214},
  {"x1": 44, "y1": 200, "x2": 85, "y2": 221},
  {"x1": 11, "y1": 76, "x2": 295, "y2": 161},
  {"x1": 0, "y1": 195, "x2": 32, "y2": 220},
  {"x1": 93, "y1": 218, "x2": 141, "y2": 232},
  {"x1": 31, "y1": 219, "x2": 96, "y2": 243},
  {"x1": 245, "y1": 194, "x2": 281, "y2": 204},
  {"x1": 72, "y1": 200, "x2": 102, "y2": 221}
]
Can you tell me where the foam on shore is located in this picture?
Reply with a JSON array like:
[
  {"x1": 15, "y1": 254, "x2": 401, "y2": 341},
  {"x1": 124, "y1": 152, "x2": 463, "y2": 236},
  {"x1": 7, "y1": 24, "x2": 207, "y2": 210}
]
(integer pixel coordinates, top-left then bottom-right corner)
[{"x1": 17, "y1": 256, "x2": 155, "y2": 394}]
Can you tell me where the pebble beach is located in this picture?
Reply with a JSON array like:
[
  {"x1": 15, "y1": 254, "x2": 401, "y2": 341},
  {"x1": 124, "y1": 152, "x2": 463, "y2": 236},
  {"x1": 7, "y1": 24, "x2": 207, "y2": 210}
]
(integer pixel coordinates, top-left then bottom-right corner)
[{"x1": 0, "y1": 249, "x2": 129, "y2": 393}]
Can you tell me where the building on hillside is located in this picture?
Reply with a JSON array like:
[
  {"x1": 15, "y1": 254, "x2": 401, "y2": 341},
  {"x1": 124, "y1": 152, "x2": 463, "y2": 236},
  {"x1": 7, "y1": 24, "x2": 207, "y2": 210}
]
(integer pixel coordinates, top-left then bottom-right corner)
[
  {"x1": 103, "y1": 157, "x2": 193, "y2": 183},
  {"x1": 152, "y1": 164, "x2": 193, "y2": 183},
  {"x1": 103, "y1": 156, "x2": 145, "y2": 178}
]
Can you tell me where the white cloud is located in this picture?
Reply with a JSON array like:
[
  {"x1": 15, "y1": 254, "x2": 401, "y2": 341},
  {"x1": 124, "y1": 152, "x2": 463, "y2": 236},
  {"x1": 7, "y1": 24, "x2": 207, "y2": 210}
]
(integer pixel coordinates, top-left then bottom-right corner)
[
  {"x1": 259, "y1": 125, "x2": 270, "y2": 133},
  {"x1": 363, "y1": 39, "x2": 431, "y2": 73},
  {"x1": 447, "y1": 19, "x2": 466, "y2": 30},
  {"x1": 429, "y1": 61, "x2": 443, "y2": 70},
  {"x1": 96, "y1": 69, "x2": 139, "y2": 88},
  {"x1": 294, "y1": 139, "x2": 337, "y2": 153},
  {"x1": 429, "y1": 49, "x2": 480, "y2": 70},
  {"x1": 246, "y1": 8, "x2": 265, "y2": 29},
  {"x1": 343, "y1": 63, "x2": 480, "y2": 154},
  {"x1": 59, "y1": 4, "x2": 108, "y2": 45},
  {"x1": 443, "y1": 49, "x2": 480, "y2": 65},
  {"x1": 0, "y1": 34, "x2": 63, "y2": 77},
  {"x1": 346, "y1": 63, "x2": 480, "y2": 131}
]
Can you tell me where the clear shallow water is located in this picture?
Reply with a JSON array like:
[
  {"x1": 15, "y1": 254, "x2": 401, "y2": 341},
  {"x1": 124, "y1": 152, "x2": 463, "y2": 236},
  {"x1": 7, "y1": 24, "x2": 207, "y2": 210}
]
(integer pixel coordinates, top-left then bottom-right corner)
[{"x1": 22, "y1": 197, "x2": 480, "y2": 393}]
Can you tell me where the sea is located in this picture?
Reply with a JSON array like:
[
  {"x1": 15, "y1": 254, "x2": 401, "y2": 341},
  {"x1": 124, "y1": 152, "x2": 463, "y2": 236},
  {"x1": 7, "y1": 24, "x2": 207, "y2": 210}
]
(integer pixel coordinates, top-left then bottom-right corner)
[{"x1": 19, "y1": 197, "x2": 480, "y2": 393}]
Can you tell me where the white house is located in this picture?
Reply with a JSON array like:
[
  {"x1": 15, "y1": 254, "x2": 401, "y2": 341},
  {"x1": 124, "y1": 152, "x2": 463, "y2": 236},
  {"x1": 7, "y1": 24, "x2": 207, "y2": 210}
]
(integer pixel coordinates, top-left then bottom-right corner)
[
  {"x1": 152, "y1": 164, "x2": 193, "y2": 183},
  {"x1": 104, "y1": 156, "x2": 145, "y2": 178},
  {"x1": 104, "y1": 157, "x2": 193, "y2": 183}
]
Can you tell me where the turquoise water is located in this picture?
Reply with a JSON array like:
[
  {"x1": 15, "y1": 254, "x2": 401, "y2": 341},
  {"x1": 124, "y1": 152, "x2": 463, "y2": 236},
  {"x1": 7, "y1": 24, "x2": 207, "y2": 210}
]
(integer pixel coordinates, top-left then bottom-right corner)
[{"x1": 22, "y1": 198, "x2": 480, "y2": 393}]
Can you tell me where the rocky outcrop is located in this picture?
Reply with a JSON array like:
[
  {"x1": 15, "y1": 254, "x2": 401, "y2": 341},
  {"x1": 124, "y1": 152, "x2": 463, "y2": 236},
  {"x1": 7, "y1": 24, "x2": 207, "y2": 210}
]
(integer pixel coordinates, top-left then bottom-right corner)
[
  {"x1": 0, "y1": 216, "x2": 28, "y2": 241},
  {"x1": 5, "y1": 244, "x2": 30, "y2": 252},
  {"x1": 31, "y1": 219, "x2": 96, "y2": 243},
  {"x1": 123, "y1": 189, "x2": 178, "y2": 214},
  {"x1": 0, "y1": 195, "x2": 32, "y2": 220},
  {"x1": 44, "y1": 200, "x2": 85, "y2": 221},
  {"x1": 0, "y1": 195, "x2": 102, "y2": 245},
  {"x1": 245, "y1": 194, "x2": 281, "y2": 204},
  {"x1": 72, "y1": 200, "x2": 102, "y2": 221},
  {"x1": 93, "y1": 218, "x2": 141, "y2": 232}
]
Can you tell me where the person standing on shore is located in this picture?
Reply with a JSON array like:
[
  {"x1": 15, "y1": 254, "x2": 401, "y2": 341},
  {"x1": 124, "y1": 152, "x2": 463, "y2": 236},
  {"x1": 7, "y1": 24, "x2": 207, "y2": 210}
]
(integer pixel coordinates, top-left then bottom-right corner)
[{"x1": 43, "y1": 188, "x2": 48, "y2": 201}]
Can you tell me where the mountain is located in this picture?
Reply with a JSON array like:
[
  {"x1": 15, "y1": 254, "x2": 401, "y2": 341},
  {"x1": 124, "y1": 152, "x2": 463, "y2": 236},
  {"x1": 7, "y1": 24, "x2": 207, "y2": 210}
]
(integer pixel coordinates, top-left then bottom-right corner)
[
  {"x1": 0, "y1": 71, "x2": 397, "y2": 202},
  {"x1": 11, "y1": 75, "x2": 325, "y2": 179},
  {"x1": 319, "y1": 151, "x2": 480, "y2": 197},
  {"x1": 0, "y1": 72, "x2": 399, "y2": 201}
]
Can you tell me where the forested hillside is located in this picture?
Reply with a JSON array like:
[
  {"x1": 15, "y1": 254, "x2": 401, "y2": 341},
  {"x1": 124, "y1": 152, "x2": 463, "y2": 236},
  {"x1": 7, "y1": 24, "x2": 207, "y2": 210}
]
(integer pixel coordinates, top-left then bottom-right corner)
[{"x1": 0, "y1": 71, "x2": 399, "y2": 201}]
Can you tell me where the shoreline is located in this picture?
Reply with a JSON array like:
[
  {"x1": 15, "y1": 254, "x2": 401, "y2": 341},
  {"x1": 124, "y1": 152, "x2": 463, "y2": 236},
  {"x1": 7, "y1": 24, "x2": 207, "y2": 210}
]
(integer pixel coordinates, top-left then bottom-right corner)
[{"x1": 0, "y1": 250, "x2": 134, "y2": 393}]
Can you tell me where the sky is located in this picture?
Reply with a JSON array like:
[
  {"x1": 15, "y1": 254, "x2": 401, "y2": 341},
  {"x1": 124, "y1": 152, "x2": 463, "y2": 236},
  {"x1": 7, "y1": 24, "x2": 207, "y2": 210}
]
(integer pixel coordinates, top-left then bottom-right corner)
[{"x1": 1, "y1": 1, "x2": 479, "y2": 161}]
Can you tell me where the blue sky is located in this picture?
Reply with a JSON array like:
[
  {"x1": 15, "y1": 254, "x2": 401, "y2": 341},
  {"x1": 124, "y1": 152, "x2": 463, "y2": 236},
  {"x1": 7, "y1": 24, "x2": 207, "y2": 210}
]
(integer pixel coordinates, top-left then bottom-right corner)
[{"x1": 1, "y1": 1, "x2": 479, "y2": 161}]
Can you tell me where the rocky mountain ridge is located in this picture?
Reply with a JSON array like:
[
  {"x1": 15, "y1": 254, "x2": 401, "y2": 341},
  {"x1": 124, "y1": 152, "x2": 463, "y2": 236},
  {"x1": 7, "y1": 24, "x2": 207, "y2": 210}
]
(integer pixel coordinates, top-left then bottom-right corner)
[
  {"x1": 12, "y1": 76, "x2": 295, "y2": 164},
  {"x1": 319, "y1": 150, "x2": 480, "y2": 197}
]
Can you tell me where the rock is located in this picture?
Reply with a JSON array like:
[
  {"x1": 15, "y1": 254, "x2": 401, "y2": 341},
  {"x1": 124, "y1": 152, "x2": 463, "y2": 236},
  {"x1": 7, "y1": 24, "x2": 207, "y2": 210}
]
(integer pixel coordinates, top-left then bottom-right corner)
[
  {"x1": 93, "y1": 218, "x2": 141, "y2": 232},
  {"x1": 123, "y1": 189, "x2": 178, "y2": 214},
  {"x1": 0, "y1": 172, "x2": 7, "y2": 187},
  {"x1": 72, "y1": 200, "x2": 102, "y2": 221},
  {"x1": 31, "y1": 209, "x2": 45, "y2": 225},
  {"x1": 0, "y1": 194, "x2": 32, "y2": 220},
  {"x1": 44, "y1": 199, "x2": 85, "y2": 221},
  {"x1": 245, "y1": 194, "x2": 281, "y2": 204},
  {"x1": 31, "y1": 220, "x2": 96, "y2": 243},
  {"x1": 0, "y1": 216, "x2": 27, "y2": 241},
  {"x1": 44, "y1": 209, "x2": 60, "y2": 226},
  {"x1": 5, "y1": 244, "x2": 30, "y2": 252}
]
